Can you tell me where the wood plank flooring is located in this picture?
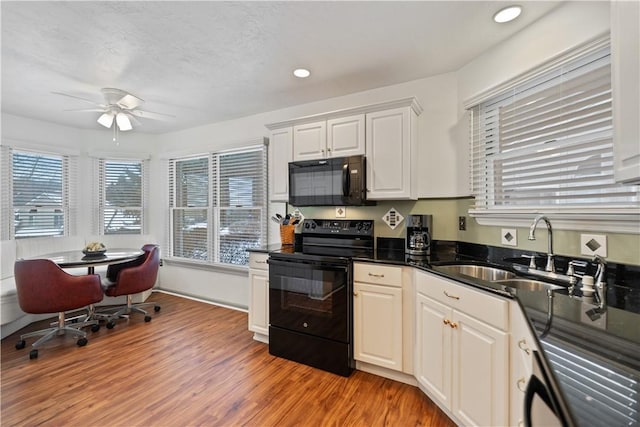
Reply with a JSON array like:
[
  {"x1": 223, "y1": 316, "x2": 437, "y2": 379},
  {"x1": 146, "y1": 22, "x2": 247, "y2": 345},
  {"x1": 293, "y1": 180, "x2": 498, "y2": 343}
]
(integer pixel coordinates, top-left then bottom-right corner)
[{"x1": 1, "y1": 292, "x2": 455, "y2": 427}]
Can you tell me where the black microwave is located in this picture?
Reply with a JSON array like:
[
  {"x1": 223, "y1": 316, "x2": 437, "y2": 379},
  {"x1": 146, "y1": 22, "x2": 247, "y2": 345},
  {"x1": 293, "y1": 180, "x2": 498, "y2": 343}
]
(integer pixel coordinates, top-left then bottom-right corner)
[{"x1": 288, "y1": 155, "x2": 373, "y2": 206}]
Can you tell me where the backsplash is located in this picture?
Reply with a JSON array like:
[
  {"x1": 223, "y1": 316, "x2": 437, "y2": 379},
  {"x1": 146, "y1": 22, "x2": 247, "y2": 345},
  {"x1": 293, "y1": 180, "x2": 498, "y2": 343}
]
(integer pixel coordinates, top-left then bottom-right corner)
[{"x1": 289, "y1": 198, "x2": 640, "y2": 266}]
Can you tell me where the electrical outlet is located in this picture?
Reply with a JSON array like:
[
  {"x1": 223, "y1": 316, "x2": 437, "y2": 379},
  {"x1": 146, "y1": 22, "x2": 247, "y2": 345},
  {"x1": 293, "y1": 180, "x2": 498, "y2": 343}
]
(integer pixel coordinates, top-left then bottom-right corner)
[{"x1": 458, "y1": 216, "x2": 466, "y2": 231}]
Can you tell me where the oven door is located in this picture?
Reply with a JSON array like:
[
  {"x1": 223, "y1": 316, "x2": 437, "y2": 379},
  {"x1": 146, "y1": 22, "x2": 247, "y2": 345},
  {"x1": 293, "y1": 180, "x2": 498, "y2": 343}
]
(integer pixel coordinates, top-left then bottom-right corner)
[{"x1": 268, "y1": 256, "x2": 351, "y2": 342}]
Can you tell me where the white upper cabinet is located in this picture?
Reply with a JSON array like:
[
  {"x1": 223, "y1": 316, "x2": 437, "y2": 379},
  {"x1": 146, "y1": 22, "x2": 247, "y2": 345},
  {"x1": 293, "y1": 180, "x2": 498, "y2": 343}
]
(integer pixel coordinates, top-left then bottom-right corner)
[
  {"x1": 612, "y1": 0, "x2": 640, "y2": 184},
  {"x1": 327, "y1": 114, "x2": 365, "y2": 158},
  {"x1": 366, "y1": 106, "x2": 418, "y2": 200},
  {"x1": 292, "y1": 121, "x2": 327, "y2": 161},
  {"x1": 293, "y1": 115, "x2": 365, "y2": 161},
  {"x1": 268, "y1": 127, "x2": 292, "y2": 202}
]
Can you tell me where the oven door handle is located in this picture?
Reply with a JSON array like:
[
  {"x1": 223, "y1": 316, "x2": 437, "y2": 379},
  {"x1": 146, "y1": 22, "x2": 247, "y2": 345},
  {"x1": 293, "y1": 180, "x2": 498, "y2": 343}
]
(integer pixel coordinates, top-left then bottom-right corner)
[{"x1": 267, "y1": 258, "x2": 349, "y2": 272}]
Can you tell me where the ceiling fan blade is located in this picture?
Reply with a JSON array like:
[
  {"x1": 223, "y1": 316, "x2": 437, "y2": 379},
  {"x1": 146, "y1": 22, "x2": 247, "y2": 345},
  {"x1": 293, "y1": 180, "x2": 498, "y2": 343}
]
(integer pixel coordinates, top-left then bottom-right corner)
[
  {"x1": 129, "y1": 109, "x2": 174, "y2": 120},
  {"x1": 116, "y1": 93, "x2": 144, "y2": 110},
  {"x1": 52, "y1": 91, "x2": 106, "y2": 108},
  {"x1": 64, "y1": 108, "x2": 107, "y2": 112}
]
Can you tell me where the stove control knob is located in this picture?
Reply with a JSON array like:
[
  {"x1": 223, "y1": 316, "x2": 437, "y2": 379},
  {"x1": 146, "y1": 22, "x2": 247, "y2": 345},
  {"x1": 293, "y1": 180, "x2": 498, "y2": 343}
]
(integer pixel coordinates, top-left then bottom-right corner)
[
  {"x1": 357, "y1": 223, "x2": 363, "y2": 231},
  {"x1": 364, "y1": 223, "x2": 371, "y2": 231},
  {"x1": 311, "y1": 223, "x2": 316, "y2": 229},
  {"x1": 304, "y1": 222, "x2": 310, "y2": 229}
]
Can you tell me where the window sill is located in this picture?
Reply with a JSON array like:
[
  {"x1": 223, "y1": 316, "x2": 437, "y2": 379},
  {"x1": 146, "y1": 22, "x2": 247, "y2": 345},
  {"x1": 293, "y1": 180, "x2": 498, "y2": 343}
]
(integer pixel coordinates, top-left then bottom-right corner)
[
  {"x1": 163, "y1": 258, "x2": 248, "y2": 276},
  {"x1": 469, "y1": 208, "x2": 640, "y2": 234}
]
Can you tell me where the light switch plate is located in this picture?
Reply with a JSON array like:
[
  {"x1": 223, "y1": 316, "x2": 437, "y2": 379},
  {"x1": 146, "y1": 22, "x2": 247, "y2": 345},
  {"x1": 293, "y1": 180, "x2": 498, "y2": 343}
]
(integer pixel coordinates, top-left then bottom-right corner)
[
  {"x1": 335, "y1": 207, "x2": 346, "y2": 218},
  {"x1": 580, "y1": 234, "x2": 607, "y2": 257},
  {"x1": 501, "y1": 228, "x2": 517, "y2": 246}
]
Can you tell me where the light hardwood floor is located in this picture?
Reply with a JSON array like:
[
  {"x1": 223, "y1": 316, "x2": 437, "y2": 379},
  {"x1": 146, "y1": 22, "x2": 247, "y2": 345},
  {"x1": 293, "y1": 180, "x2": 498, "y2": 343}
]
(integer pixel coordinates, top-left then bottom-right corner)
[{"x1": 1, "y1": 292, "x2": 455, "y2": 427}]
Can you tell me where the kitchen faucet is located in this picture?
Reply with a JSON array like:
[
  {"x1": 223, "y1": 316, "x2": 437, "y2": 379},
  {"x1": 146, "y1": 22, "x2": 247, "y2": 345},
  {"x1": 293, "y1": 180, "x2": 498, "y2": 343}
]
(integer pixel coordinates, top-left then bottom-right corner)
[
  {"x1": 592, "y1": 255, "x2": 607, "y2": 309},
  {"x1": 528, "y1": 214, "x2": 555, "y2": 272}
]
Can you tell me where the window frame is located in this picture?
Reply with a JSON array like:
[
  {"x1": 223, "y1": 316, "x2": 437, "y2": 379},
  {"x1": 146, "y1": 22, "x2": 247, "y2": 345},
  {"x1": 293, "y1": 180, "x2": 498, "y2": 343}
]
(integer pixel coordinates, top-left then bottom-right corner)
[
  {"x1": 167, "y1": 143, "x2": 267, "y2": 268},
  {"x1": 3, "y1": 147, "x2": 77, "y2": 239},
  {"x1": 465, "y1": 36, "x2": 640, "y2": 234},
  {"x1": 95, "y1": 158, "x2": 147, "y2": 236}
]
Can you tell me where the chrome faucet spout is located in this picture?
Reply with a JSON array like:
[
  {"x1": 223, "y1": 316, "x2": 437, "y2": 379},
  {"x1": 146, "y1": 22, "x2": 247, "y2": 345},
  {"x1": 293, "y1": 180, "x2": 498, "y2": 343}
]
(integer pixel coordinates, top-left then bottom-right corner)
[
  {"x1": 528, "y1": 215, "x2": 555, "y2": 272},
  {"x1": 592, "y1": 255, "x2": 607, "y2": 310}
]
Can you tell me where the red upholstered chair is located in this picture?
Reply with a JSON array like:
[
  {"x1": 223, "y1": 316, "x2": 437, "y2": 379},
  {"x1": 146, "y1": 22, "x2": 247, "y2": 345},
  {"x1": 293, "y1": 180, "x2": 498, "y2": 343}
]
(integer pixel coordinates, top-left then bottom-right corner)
[
  {"x1": 97, "y1": 244, "x2": 161, "y2": 329},
  {"x1": 14, "y1": 259, "x2": 104, "y2": 359}
]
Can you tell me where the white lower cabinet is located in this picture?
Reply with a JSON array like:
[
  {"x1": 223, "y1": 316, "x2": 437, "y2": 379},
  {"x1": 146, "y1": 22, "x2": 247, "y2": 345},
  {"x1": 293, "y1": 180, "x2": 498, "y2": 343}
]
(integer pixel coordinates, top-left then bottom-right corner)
[
  {"x1": 510, "y1": 301, "x2": 537, "y2": 427},
  {"x1": 415, "y1": 270, "x2": 509, "y2": 427},
  {"x1": 354, "y1": 281, "x2": 403, "y2": 371},
  {"x1": 248, "y1": 252, "x2": 269, "y2": 343}
]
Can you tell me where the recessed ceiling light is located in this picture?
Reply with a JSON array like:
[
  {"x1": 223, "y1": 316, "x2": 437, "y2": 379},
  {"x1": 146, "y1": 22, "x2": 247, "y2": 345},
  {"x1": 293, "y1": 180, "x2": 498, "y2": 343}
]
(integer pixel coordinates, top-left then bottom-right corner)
[
  {"x1": 493, "y1": 5, "x2": 522, "y2": 23},
  {"x1": 293, "y1": 68, "x2": 311, "y2": 78}
]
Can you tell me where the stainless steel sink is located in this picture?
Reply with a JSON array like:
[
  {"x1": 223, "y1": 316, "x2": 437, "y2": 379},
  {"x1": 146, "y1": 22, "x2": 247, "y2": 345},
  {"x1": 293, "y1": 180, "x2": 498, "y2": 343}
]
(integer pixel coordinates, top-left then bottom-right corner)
[
  {"x1": 493, "y1": 278, "x2": 564, "y2": 292},
  {"x1": 435, "y1": 264, "x2": 517, "y2": 281}
]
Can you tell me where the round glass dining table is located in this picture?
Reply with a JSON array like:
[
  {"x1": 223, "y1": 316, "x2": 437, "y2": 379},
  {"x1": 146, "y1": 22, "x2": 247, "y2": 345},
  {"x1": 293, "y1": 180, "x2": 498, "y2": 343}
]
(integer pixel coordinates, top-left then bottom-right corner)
[{"x1": 31, "y1": 248, "x2": 144, "y2": 274}]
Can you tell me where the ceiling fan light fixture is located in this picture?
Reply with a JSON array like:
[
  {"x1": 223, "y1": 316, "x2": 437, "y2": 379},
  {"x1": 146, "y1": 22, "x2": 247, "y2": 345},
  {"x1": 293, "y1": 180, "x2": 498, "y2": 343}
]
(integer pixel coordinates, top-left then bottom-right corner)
[
  {"x1": 97, "y1": 112, "x2": 114, "y2": 128},
  {"x1": 116, "y1": 112, "x2": 133, "y2": 131}
]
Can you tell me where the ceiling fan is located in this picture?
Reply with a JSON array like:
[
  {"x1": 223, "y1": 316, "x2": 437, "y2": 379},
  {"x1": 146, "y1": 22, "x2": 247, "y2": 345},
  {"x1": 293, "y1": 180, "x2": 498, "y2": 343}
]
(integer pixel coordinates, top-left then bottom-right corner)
[{"x1": 53, "y1": 88, "x2": 172, "y2": 132}]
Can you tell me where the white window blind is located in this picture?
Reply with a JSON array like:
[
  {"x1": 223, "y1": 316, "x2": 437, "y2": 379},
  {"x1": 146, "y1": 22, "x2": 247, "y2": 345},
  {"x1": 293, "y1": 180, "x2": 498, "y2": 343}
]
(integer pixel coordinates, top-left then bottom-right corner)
[
  {"x1": 168, "y1": 144, "x2": 267, "y2": 267},
  {"x1": 98, "y1": 159, "x2": 146, "y2": 235},
  {"x1": 1, "y1": 145, "x2": 13, "y2": 240},
  {"x1": 470, "y1": 46, "x2": 639, "y2": 217},
  {"x1": 10, "y1": 149, "x2": 77, "y2": 238},
  {"x1": 217, "y1": 148, "x2": 267, "y2": 266},
  {"x1": 170, "y1": 156, "x2": 211, "y2": 262}
]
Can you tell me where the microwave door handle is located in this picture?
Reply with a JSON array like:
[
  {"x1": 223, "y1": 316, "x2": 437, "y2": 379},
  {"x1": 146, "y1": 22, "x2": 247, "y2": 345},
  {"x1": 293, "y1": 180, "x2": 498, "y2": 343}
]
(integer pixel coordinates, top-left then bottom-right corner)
[{"x1": 342, "y1": 163, "x2": 350, "y2": 197}]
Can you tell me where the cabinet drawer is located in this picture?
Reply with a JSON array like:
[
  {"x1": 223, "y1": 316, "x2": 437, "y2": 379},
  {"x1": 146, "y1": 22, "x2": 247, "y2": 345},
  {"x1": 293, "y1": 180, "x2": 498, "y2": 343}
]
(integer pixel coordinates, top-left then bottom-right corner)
[
  {"x1": 249, "y1": 253, "x2": 269, "y2": 270},
  {"x1": 354, "y1": 263, "x2": 402, "y2": 287},
  {"x1": 421, "y1": 273, "x2": 508, "y2": 331}
]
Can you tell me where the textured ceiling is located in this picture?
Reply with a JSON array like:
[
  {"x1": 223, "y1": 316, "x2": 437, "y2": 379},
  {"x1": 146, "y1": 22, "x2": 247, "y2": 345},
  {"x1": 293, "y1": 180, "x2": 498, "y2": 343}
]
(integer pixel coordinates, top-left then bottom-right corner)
[{"x1": 1, "y1": 1, "x2": 563, "y2": 134}]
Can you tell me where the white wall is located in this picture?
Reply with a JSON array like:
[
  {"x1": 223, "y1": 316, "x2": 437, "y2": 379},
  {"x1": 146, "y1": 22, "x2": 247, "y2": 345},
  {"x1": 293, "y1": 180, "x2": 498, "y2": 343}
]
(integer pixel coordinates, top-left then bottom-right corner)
[{"x1": 456, "y1": 1, "x2": 610, "y2": 107}]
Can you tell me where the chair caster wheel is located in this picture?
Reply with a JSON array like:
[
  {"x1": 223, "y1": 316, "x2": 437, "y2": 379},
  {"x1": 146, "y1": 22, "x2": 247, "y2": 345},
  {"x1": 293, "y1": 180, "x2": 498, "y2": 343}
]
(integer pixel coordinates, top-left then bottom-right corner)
[
  {"x1": 29, "y1": 349, "x2": 38, "y2": 359},
  {"x1": 154, "y1": 306, "x2": 161, "y2": 312},
  {"x1": 144, "y1": 315, "x2": 152, "y2": 322},
  {"x1": 77, "y1": 337, "x2": 88, "y2": 347},
  {"x1": 106, "y1": 321, "x2": 116, "y2": 329},
  {"x1": 91, "y1": 324, "x2": 100, "y2": 332},
  {"x1": 16, "y1": 340, "x2": 26, "y2": 350}
]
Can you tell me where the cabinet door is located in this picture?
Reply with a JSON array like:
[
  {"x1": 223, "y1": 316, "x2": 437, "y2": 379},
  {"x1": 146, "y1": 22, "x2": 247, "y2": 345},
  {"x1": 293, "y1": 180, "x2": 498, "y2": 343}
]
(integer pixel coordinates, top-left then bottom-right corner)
[
  {"x1": 327, "y1": 114, "x2": 365, "y2": 158},
  {"x1": 293, "y1": 121, "x2": 327, "y2": 161},
  {"x1": 415, "y1": 290, "x2": 452, "y2": 409},
  {"x1": 269, "y1": 127, "x2": 292, "y2": 202},
  {"x1": 452, "y1": 310, "x2": 508, "y2": 427},
  {"x1": 248, "y1": 270, "x2": 269, "y2": 339},
  {"x1": 365, "y1": 107, "x2": 414, "y2": 199},
  {"x1": 510, "y1": 303, "x2": 537, "y2": 427},
  {"x1": 612, "y1": 0, "x2": 640, "y2": 184},
  {"x1": 354, "y1": 282, "x2": 403, "y2": 371}
]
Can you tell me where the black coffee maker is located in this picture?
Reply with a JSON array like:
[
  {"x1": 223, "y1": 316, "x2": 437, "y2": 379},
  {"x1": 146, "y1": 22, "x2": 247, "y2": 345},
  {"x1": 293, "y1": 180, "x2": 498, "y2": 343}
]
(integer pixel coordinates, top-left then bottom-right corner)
[{"x1": 406, "y1": 214, "x2": 432, "y2": 256}]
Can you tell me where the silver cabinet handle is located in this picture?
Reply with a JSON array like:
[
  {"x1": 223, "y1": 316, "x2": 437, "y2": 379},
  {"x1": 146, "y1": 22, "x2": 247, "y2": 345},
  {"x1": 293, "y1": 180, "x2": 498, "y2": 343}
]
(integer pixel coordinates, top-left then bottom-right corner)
[
  {"x1": 444, "y1": 291, "x2": 460, "y2": 300},
  {"x1": 368, "y1": 273, "x2": 384, "y2": 278},
  {"x1": 255, "y1": 260, "x2": 267, "y2": 264},
  {"x1": 518, "y1": 339, "x2": 531, "y2": 355}
]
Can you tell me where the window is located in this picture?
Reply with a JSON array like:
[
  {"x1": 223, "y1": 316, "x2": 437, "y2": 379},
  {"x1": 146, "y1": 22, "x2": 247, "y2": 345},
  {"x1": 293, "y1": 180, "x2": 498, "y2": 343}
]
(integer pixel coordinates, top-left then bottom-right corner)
[
  {"x1": 468, "y1": 43, "x2": 640, "y2": 230},
  {"x1": 3, "y1": 148, "x2": 77, "y2": 239},
  {"x1": 168, "y1": 144, "x2": 267, "y2": 267},
  {"x1": 97, "y1": 159, "x2": 146, "y2": 235}
]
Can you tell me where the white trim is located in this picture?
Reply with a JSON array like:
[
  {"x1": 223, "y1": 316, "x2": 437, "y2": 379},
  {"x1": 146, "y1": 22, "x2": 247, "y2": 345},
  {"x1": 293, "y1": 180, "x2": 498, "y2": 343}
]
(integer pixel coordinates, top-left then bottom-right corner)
[
  {"x1": 265, "y1": 97, "x2": 423, "y2": 130},
  {"x1": 88, "y1": 150, "x2": 151, "y2": 160},
  {"x1": 158, "y1": 137, "x2": 267, "y2": 160},
  {"x1": 1, "y1": 138, "x2": 81, "y2": 157},
  {"x1": 153, "y1": 289, "x2": 248, "y2": 313},
  {"x1": 463, "y1": 34, "x2": 610, "y2": 110},
  {"x1": 470, "y1": 208, "x2": 640, "y2": 234}
]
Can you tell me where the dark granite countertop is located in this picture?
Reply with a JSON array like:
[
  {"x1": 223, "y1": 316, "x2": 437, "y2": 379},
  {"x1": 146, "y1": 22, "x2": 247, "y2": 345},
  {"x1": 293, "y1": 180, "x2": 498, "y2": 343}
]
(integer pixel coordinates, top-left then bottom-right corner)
[{"x1": 249, "y1": 239, "x2": 640, "y2": 426}]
